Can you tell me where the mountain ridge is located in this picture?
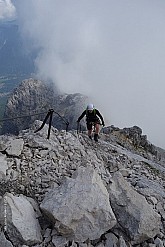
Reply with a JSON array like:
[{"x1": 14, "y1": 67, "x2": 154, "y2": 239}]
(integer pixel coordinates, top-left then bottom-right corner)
[
  {"x1": 2, "y1": 77, "x2": 165, "y2": 160},
  {"x1": 0, "y1": 120, "x2": 165, "y2": 246},
  {"x1": 1, "y1": 78, "x2": 89, "y2": 135}
]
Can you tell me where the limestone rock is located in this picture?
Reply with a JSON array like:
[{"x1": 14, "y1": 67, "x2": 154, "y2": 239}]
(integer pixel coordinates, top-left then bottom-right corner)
[
  {"x1": 40, "y1": 166, "x2": 117, "y2": 242},
  {"x1": 105, "y1": 232, "x2": 118, "y2": 247},
  {"x1": 5, "y1": 139, "x2": 24, "y2": 157},
  {"x1": 0, "y1": 193, "x2": 42, "y2": 246},
  {"x1": 108, "y1": 172, "x2": 161, "y2": 244},
  {"x1": 0, "y1": 154, "x2": 8, "y2": 178},
  {"x1": 103, "y1": 125, "x2": 159, "y2": 158},
  {"x1": 52, "y1": 235, "x2": 68, "y2": 247},
  {"x1": 0, "y1": 231, "x2": 13, "y2": 247}
]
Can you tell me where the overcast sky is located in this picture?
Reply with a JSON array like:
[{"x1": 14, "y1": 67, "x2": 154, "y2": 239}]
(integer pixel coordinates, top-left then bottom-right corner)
[{"x1": 2, "y1": 0, "x2": 165, "y2": 148}]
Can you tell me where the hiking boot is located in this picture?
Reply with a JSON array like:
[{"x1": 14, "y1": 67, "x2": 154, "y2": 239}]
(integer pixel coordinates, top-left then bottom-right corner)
[
  {"x1": 94, "y1": 134, "x2": 98, "y2": 142},
  {"x1": 88, "y1": 135, "x2": 92, "y2": 140}
]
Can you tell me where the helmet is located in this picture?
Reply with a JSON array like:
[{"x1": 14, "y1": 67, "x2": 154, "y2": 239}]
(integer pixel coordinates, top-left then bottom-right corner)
[{"x1": 87, "y1": 103, "x2": 94, "y2": 110}]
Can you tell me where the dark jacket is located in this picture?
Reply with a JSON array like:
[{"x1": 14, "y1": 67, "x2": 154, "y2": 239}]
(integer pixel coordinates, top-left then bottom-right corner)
[{"x1": 78, "y1": 109, "x2": 104, "y2": 125}]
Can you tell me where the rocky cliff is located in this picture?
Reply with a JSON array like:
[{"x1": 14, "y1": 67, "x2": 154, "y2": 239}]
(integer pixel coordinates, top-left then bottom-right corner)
[
  {"x1": 1, "y1": 78, "x2": 89, "y2": 135},
  {"x1": 0, "y1": 120, "x2": 165, "y2": 247}
]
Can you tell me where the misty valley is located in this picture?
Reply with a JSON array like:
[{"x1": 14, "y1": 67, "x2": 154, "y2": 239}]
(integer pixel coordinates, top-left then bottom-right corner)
[{"x1": 0, "y1": 20, "x2": 35, "y2": 127}]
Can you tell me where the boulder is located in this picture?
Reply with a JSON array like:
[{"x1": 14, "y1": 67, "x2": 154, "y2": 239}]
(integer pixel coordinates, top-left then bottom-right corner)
[
  {"x1": 108, "y1": 172, "x2": 161, "y2": 244},
  {"x1": 40, "y1": 166, "x2": 117, "y2": 242},
  {"x1": 0, "y1": 193, "x2": 42, "y2": 246},
  {"x1": 5, "y1": 139, "x2": 24, "y2": 157}
]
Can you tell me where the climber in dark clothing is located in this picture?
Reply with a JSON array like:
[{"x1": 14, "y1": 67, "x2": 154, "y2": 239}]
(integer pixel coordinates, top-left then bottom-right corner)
[{"x1": 77, "y1": 103, "x2": 105, "y2": 142}]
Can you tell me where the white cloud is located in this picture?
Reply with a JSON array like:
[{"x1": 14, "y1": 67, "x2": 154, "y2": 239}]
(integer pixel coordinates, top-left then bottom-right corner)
[
  {"x1": 14, "y1": 0, "x2": 165, "y2": 149},
  {"x1": 0, "y1": 0, "x2": 16, "y2": 20}
]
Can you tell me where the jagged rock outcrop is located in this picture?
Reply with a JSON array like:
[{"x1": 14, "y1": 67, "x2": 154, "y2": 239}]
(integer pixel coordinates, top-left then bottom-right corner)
[
  {"x1": 108, "y1": 172, "x2": 161, "y2": 244},
  {"x1": 2, "y1": 78, "x2": 89, "y2": 134},
  {"x1": 103, "y1": 125, "x2": 163, "y2": 160},
  {"x1": 0, "y1": 120, "x2": 165, "y2": 246}
]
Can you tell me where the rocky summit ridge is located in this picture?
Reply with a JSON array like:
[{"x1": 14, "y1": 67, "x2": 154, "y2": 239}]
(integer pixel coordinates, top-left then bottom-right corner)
[
  {"x1": 1, "y1": 78, "x2": 89, "y2": 135},
  {"x1": 0, "y1": 120, "x2": 165, "y2": 247}
]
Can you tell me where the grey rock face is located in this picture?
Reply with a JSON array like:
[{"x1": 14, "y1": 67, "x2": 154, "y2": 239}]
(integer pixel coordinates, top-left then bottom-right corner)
[
  {"x1": 0, "y1": 193, "x2": 42, "y2": 246},
  {"x1": 0, "y1": 232, "x2": 13, "y2": 247},
  {"x1": 104, "y1": 232, "x2": 118, "y2": 247},
  {"x1": 103, "y1": 125, "x2": 162, "y2": 160},
  {"x1": 1, "y1": 78, "x2": 89, "y2": 134},
  {"x1": 108, "y1": 172, "x2": 161, "y2": 244},
  {"x1": 0, "y1": 231, "x2": 13, "y2": 247},
  {"x1": 40, "y1": 166, "x2": 117, "y2": 242}
]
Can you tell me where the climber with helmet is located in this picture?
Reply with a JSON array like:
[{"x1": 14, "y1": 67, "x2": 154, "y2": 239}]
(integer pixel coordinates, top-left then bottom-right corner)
[{"x1": 77, "y1": 103, "x2": 105, "y2": 142}]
